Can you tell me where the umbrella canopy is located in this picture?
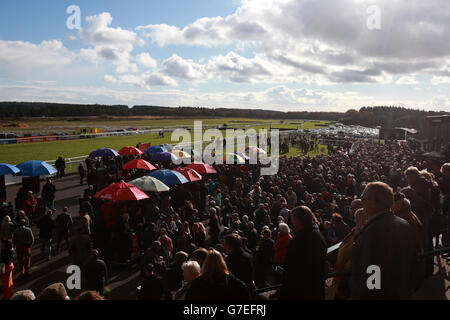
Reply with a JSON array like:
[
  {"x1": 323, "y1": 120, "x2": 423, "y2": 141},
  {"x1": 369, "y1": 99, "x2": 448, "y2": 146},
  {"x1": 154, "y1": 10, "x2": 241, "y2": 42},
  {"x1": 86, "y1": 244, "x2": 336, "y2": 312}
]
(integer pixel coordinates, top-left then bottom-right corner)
[
  {"x1": 235, "y1": 152, "x2": 250, "y2": 161},
  {"x1": 0, "y1": 163, "x2": 20, "y2": 175},
  {"x1": 90, "y1": 148, "x2": 119, "y2": 158},
  {"x1": 186, "y1": 162, "x2": 217, "y2": 174},
  {"x1": 129, "y1": 176, "x2": 170, "y2": 192},
  {"x1": 173, "y1": 167, "x2": 202, "y2": 182},
  {"x1": 150, "y1": 152, "x2": 178, "y2": 162},
  {"x1": 16, "y1": 160, "x2": 57, "y2": 177},
  {"x1": 171, "y1": 150, "x2": 191, "y2": 159},
  {"x1": 221, "y1": 153, "x2": 245, "y2": 164},
  {"x1": 145, "y1": 145, "x2": 168, "y2": 154},
  {"x1": 94, "y1": 181, "x2": 149, "y2": 201},
  {"x1": 245, "y1": 146, "x2": 267, "y2": 154},
  {"x1": 148, "y1": 169, "x2": 188, "y2": 186},
  {"x1": 122, "y1": 159, "x2": 156, "y2": 171},
  {"x1": 119, "y1": 146, "x2": 143, "y2": 156},
  {"x1": 161, "y1": 144, "x2": 173, "y2": 151}
]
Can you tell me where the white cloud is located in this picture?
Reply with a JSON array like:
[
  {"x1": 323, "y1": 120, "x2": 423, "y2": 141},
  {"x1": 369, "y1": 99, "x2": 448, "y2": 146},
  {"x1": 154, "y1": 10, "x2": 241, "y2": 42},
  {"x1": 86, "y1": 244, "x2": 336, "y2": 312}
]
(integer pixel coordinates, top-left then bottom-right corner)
[
  {"x1": 0, "y1": 40, "x2": 73, "y2": 75},
  {"x1": 162, "y1": 54, "x2": 208, "y2": 81},
  {"x1": 80, "y1": 12, "x2": 143, "y2": 73},
  {"x1": 103, "y1": 72, "x2": 177, "y2": 89},
  {"x1": 136, "y1": 0, "x2": 450, "y2": 84},
  {"x1": 396, "y1": 76, "x2": 418, "y2": 85},
  {"x1": 431, "y1": 76, "x2": 450, "y2": 85},
  {"x1": 136, "y1": 52, "x2": 157, "y2": 68}
]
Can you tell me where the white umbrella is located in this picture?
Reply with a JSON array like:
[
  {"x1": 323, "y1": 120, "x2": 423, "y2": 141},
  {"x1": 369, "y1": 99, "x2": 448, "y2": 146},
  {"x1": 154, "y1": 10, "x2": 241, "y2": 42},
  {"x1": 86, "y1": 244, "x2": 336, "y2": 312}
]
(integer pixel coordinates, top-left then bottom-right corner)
[{"x1": 128, "y1": 176, "x2": 170, "y2": 192}]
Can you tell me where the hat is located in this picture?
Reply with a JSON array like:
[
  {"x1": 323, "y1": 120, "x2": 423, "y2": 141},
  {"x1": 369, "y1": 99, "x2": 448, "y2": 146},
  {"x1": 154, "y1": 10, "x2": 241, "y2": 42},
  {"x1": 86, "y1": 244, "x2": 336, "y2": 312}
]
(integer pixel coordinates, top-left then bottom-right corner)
[{"x1": 37, "y1": 282, "x2": 70, "y2": 300}]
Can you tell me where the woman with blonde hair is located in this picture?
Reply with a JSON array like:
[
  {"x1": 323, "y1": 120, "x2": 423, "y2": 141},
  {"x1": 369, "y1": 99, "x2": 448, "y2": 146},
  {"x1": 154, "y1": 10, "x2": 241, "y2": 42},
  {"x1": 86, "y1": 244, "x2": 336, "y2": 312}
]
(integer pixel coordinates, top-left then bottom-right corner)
[{"x1": 185, "y1": 249, "x2": 249, "y2": 300}]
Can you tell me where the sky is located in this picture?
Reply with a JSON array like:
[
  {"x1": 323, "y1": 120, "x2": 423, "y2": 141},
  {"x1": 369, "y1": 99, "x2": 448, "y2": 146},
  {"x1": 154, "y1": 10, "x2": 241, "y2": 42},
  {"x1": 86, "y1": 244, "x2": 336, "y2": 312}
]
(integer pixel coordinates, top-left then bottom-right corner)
[{"x1": 0, "y1": 0, "x2": 450, "y2": 112}]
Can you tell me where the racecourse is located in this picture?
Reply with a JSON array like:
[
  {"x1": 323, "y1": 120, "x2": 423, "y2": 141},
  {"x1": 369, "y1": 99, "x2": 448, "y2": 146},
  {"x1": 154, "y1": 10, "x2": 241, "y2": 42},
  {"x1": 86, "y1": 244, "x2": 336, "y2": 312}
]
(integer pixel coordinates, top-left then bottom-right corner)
[{"x1": 0, "y1": 119, "x2": 332, "y2": 164}]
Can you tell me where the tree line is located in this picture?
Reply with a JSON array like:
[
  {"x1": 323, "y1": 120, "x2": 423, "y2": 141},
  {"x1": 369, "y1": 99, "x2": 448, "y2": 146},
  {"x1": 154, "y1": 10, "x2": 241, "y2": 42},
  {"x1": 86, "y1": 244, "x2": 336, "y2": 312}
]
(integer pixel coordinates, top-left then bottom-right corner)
[{"x1": 0, "y1": 102, "x2": 447, "y2": 129}]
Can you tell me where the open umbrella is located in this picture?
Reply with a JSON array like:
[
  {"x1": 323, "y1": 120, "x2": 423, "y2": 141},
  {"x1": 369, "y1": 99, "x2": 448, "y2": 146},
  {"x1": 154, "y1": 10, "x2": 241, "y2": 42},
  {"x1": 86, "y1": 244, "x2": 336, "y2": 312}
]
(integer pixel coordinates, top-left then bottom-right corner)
[
  {"x1": 0, "y1": 163, "x2": 20, "y2": 175},
  {"x1": 173, "y1": 167, "x2": 202, "y2": 182},
  {"x1": 161, "y1": 144, "x2": 173, "y2": 151},
  {"x1": 94, "y1": 181, "x2": 149, "y2": 201},
  {"x1": 235, "y1": 152, "x2": 250, "y2": 161},
  {"x1": 90, "y1": 148, "x2": 119, "y2": 158},
  {"x1": 119, "y1": 146, "x2": 143, "y2": 156},
  {"x1": 220, "y1": 153, "x2": 245, "y2": 164},
  {"x1": 148, "y1": 169, "x2": 188, "y2": 186},
  {"x1": 186, "y1": 162, "x2": 217, "y2": 174},
  {"x1": 145, "y1": 145, "x2": 168, "y2": 154},
  {"x1": 170, "y1": 150, "x2": 191, "y2": 159},
  {"x1": 128, "y1": 176, "x2": 170, "y2": 192},
  {"x1": 122, "y1": 159, "x2": 156, "y2": 171},
  {"x1": 150, "y1": 152, "x2": 178, "y2": 162},
  {"x1": 16, "y1": 160, "x2": 57, "y2": 177},
  {"x1": 245, "y1": 146, "x2": 267, "y2": 155}
]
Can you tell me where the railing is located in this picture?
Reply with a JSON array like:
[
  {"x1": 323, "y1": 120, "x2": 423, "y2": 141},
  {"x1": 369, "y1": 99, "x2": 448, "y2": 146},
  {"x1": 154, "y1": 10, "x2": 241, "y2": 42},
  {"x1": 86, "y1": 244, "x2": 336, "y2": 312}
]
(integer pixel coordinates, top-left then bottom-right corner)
[{"x1": 253, "y1": 245, "x2": 450, "y2": 295}]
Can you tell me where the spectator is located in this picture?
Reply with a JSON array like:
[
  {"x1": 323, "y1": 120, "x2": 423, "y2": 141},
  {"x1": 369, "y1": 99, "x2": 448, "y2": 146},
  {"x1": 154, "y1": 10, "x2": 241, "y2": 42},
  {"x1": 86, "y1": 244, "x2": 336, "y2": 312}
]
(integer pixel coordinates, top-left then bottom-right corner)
[
  {"x1": 37, "y1": 282, "x2": 70, "y2": 300},
  {"x1": 280, "y1": 206, "x2": 327, "y2": 300},
  {"x1": 78, "y1": 163, "x2": 85, "y2": 186},
  {"x1": 12, "y1": 219, "x2": 34, "y2": 277},
  {"x1": 186, "y1": 249, "x2": 250, "y2": 300},
  {"x1": 274, "y1": 223, "x2": 292, "y2": 266},
  {"x1": 224, "y1": 233, "x2": 254, "y2": 294},
  {"x1": 1, "y1": 240, "x2": 14, "y2": 299},
  {"x1": 1, "y1": 216, "x2": 14, "y2": 241},
  {"x1": 138, "y1": 264, "x2": 164, "y2": 300},
  {"x1": 174, "y1": 261, "x2": 201, "y2": 300},
  {"x1": 23, "y1": 191, "x2": 37, "y2": 226},
  {"x1": 41, "y1": 178, "x2": 57, "y2": 211},
  {"x1": 10, "y1": 290, "x2": 35, "y2": 301},
  {"x1": 81, "y1": 249, "x2": 108, "y2": 296},
  {"x1": 55, "y1": 207, "x2": 73, "y2": 254},
  {"x1": 37, "y1": 210, "x2": 55, "y2": 260},
  {"x1": 350, "y1": 182, "x2": 417, "y2": 299}
]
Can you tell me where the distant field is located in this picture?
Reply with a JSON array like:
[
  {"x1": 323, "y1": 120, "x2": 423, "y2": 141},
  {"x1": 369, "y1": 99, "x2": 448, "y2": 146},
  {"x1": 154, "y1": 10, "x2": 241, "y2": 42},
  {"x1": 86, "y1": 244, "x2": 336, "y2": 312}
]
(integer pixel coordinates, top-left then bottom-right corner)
[
  {"x1": 0, "y1": 119, "x2": 332, "y2": 164},
  {"x1": 0, "y1": 117, "x2": 325, "y2": 133}
]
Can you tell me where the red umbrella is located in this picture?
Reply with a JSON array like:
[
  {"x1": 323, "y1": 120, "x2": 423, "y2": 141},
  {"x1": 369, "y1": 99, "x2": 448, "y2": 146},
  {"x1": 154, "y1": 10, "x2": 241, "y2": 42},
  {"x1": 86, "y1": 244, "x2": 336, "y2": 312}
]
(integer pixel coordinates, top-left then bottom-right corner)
[
  {"x1": 186, "y1": 162, "x2": 217, "y2": 174},
  {"x1": 94, "y1": 181, "x2": 149, "y2": 201},
  {"x1": 173, "y1": 167, "x2": 202, "y2": 182},
  {"x1": 119, "y1": 146, "x2": 143, "y2": 156},
  {"x1": 122, "y1": 159, "x2": 156, "y2": 171}
]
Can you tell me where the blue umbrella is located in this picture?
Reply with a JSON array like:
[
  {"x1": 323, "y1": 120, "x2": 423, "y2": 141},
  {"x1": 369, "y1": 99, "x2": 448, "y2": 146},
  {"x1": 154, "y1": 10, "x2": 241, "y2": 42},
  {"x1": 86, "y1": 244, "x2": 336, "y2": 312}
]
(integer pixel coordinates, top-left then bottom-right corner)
[
  {"x1": 161, "y1": 144, "x2": 173, "y2": 151},
  {"x1": 150, "y1": 152, "x2": 178, "y2": 162},
  {"x1": 16, "y1": 160, "x2": 57, "y2": 177},
  {"x1": 145, "y1": 145, "x2": 168, "y2": 154},
  {"x1": 148, "y1": 169, "x2": 188, "y2": 186},
  {"x1": 0, "y1": 163, "x2": 20, "y2": 175},
  {"x1": 89, "y1": 148, "x2": 119, "y2": 158}
]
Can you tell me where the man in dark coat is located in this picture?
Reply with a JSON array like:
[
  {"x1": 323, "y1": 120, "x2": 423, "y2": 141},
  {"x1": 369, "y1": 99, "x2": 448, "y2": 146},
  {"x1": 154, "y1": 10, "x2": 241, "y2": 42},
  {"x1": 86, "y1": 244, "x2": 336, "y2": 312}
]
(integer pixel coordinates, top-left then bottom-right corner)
[
  {"x1": 82, "y1": 249, "x2": 108, "y2": 295},
  {"x1": 139, "y1": 263, "x2": 164, "y2": 300},
  {"x1": 55, "y1": 206, "x2": 73, "y2": 253},
  {"x1": 37, "y1": 210, "x2": 54, "y2": 260},
  {"x1": 224, "y1": 233, "x2": 254, "y2": 295},
  {"x1": 350, "y1": 182, "x2": 417, "y2": 300},
  {"x1": 162, "y1": 251, "x2": 188, "y2": 299},
  {"x1": 280, "y1": 205, "x2": 327, "y2": 300},
  {"x1": 41, "y1": 178, "x2": 56, "y2": 211}
]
